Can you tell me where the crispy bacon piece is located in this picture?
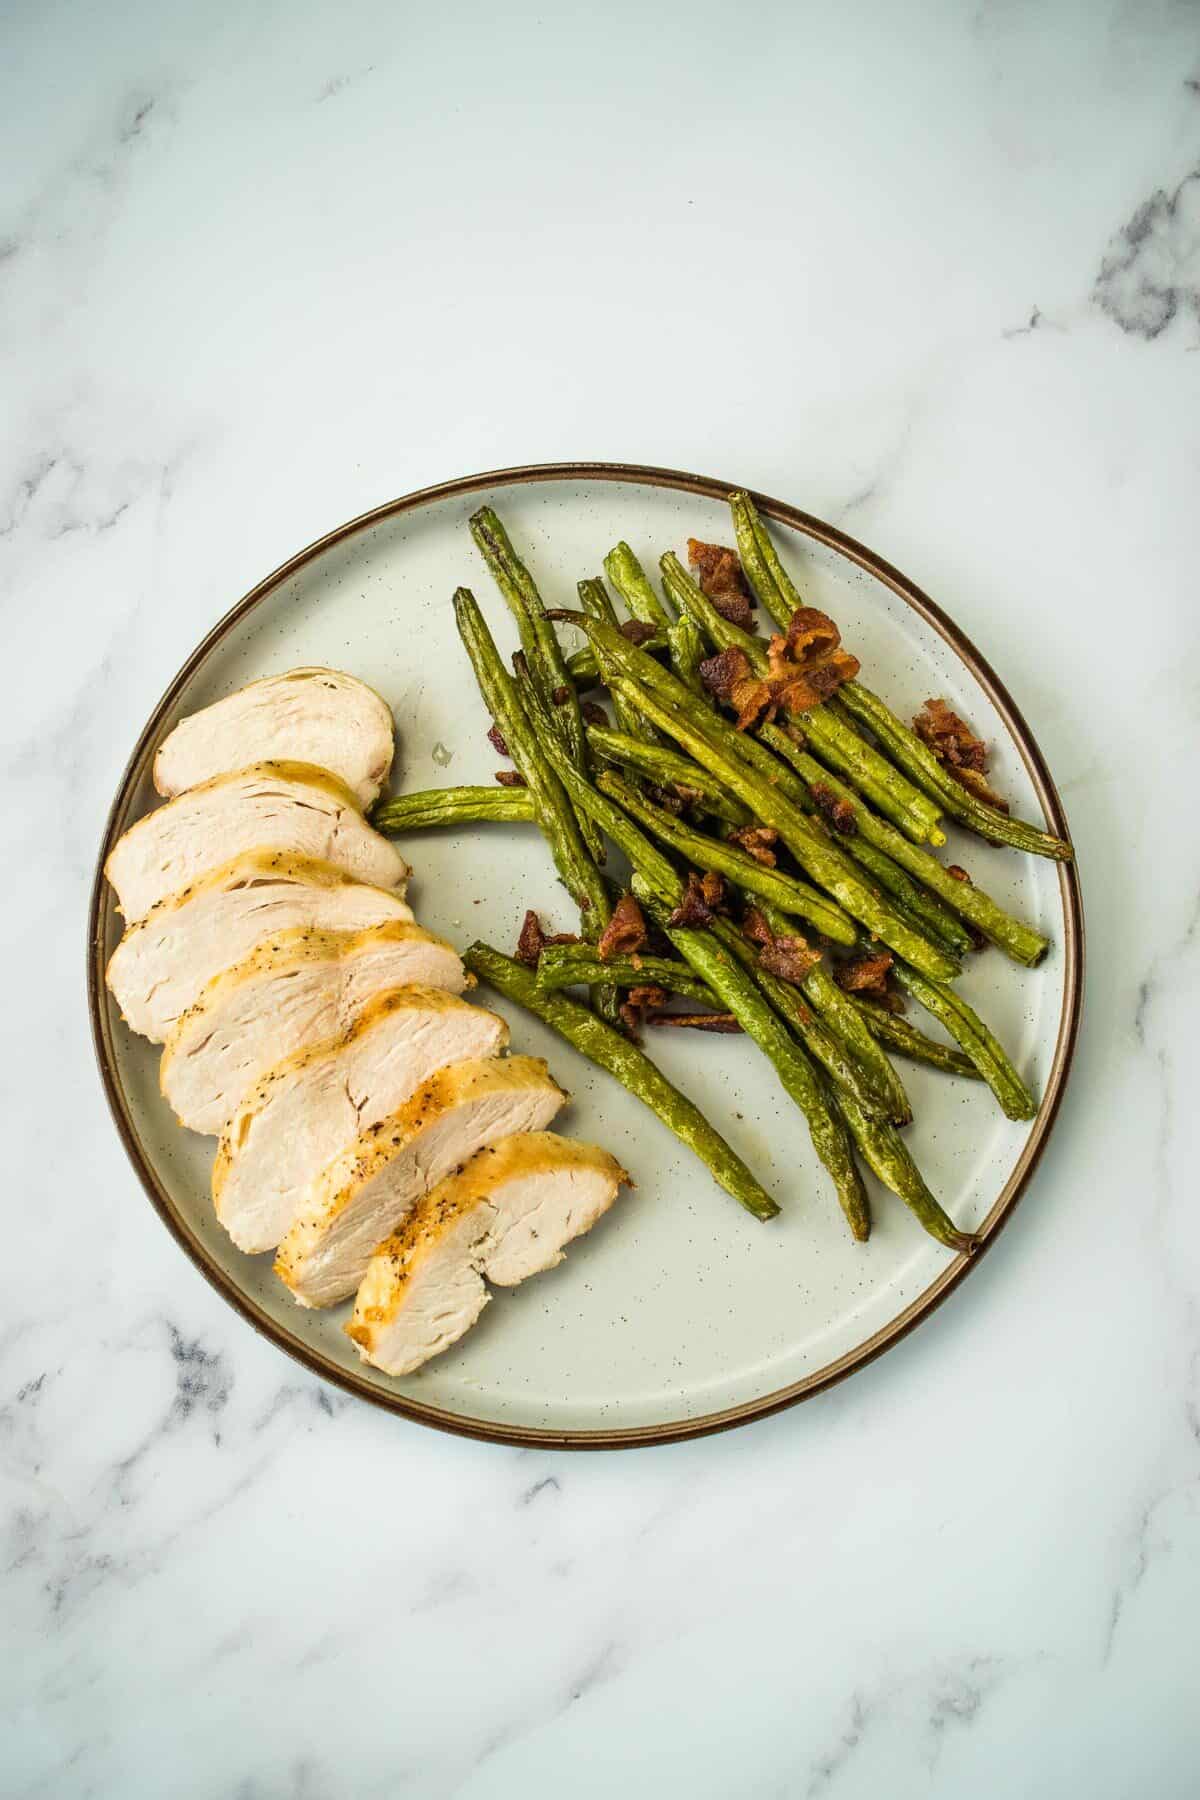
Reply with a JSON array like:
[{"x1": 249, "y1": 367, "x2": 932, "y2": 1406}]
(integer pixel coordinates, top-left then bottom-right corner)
[
  {"x1": 699, "y1": 608, "x2": 859, "y2": 730},
  {"x1": 580, "y1": 700, "x2": 609, "y2": 727},
  {"x1": 949, "y1": 764, "x2": 1010, "y2": 813},
  {"x1": 619, "y1": 619, "x2": 659, "y2": 646},
  {"x1": 686, "y1": 538, "x2": 756, "y2": 628},
  {"x1": 551, "y1": 685, "x2": 571, "y2": 706},
  {"x1": 598, "y1": 892, "x2": 648, "y2": 961},
  {"x1": 697, "y1": 646, "x2": 772, "y2": 731},
  {"x1": 494, "y1": 769, "x2": 527, "y2": 787},
  {"x1": 646, "y1": 782, "x2": 687, "y2": 815},
  {"x1": 741, "y1": 904, "x2": 775, "y2": 948},
  {"x1": 913, "y1": 699, "x2": 1009, "y2": 812},
  {"x1": 810, "y1": 782, "x2": 856, "y2": 836},
  {"x1": 741, "y1": 902, "x2": 821, "y2": 986},
  {"x1": 759, "y1": 936, "x2": 822, "y2": 986},
  {"x1": 946, "y1": 864, "x2": 972, "y2": 883},
  {"x1": 487, "y1": 723, "x2": 510, "y2": 758},
  {"x1": 727, "y1": 824, "x2": 779, "y2": 866},
  {"x1": 667, "y1": 869, "x2": 724, "y2": 928},
  {"x1": 647, "y1": 1011, "x2": 743, "y2": 1034},
  {"x1": 618, "y1": 983, "x2": 669, "y2": 1039},
  {"x1": 834, "y1": 950, "x2": 897, "y2": 1008},
  {"x1": 515, "y1": 910, "x2": 579, "y2": 967},
  {"x1": 764, "y1": 609, "x2": 860, "y2": 714}
]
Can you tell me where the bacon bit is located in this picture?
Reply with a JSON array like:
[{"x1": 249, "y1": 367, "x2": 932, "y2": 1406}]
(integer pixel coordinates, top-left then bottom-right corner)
[
  {"x1": 667, "y1": 869, "x2": 720, "y2": 928},
  {"x1": 647, "y1": 1011, "x2": 743, "y2": 1034},
  {"x1": 759, "y1": 936, "x2": 822, "y2": 986},
  {"x1": 620, "y1": 619, "x2": 659, "y2": 646},
  {"x1": 763, "y1": 608, "x2": 860, "y2": 715},
  {"x1": 515, "y1": 910, "x2": 579, "y2": 967},
  {"x1": 618, "y1": 983, "x2": 669, "y2": 1039},
  {"x1": 598, "y1": 892, "x2": 648, "y2": 961},
  {"x1": 627, "y1": 984, "x2": 669, "y2": 1009},
  {"x1": 914, "y1": 699, "x2": 1009, "y2": 812},
  {"x1": 580, "y1": 700, "x2": 609, "y2": 727},
  {"x1": 784, "y1": 606, "x2": 838, "y2": 661},
  {"x1": 487, "y1": 723, "x2": 510, "y2": 758},
  {"x1": 551, "y1": 684, "x2": 571, "y2": 706},
  {"x1": 741, "y1": 904, "x2": 775, "y2": 948},
  {"x1": 699, "y1": 610, "x2": 858, "y2": 730},
  {"x1": 811, "y1": 782, "x2": 857, "y2": 836},
  {"x1": 686, "y1": 538, "x2": 756, "y2": 628},
  {"x1": 700, "y1": 871, "x2": 726, "y2": 909},
  {"x1": 834, "y1": 951, "x2": 896, "y2": 1006},
  {"x1": 741, "y1": 902, "x2": 821, "y2": 985},
  {"x1": 946, "y1": 864, "x2": 972, "y2": 884},
  {"x1": 646, "y1": 782, "x2": 687, "y2": 815},
  {"x1": 727, "y1": 824, "x2": 779, "y2": 866},
  {"x1": 494, "y1": 769, "x2": 527, "y2": 787},
  {"x1": 950, "y1": 764, "x2": 1011, "y2": 813}
]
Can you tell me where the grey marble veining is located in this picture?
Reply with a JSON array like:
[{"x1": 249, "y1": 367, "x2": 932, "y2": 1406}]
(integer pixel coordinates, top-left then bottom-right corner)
[{"x1": 2, "y1": 0, "x2": 1199, "y2": 1794}]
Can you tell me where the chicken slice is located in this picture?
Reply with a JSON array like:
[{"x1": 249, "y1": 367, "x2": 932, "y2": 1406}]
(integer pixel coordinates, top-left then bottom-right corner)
[
  {"x1": 105, "y1": 761, "x2": 409, "y2": 923},
  {"x1": 154, "y1": 667, "x2": 395, "y2": 808},
  {"x1": 213, "y1": 990, "x2": 509, "y2": 1255},
  {"x1": 161, "y1": 922, "x2": 468, "y2": 1135},
  {"x1": 347, "y1": 1134, "x2": 627, "y2": 1375},
  {"x1": 106, "y1": 852, "x2": 414, "y2": 1042},
  {"x1": 274, "y1": 1057, "x2": 567, "y2": 1308}
]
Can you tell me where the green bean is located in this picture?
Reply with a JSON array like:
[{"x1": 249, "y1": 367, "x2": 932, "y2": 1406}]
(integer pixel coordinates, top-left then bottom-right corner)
[
  {"x1": 464, "y1": 944, "x2": 779, "y2": 1222},
  {"x1": 660, "y1": 551, "x2": 944, "y2": 846},
  {"x1": 578, "y1": 578, "x2": 661, "y2": 744},
  {"x1": 670, "y1": 614, "x2": 710, "y2": 697},
  {"x1": 850, "y1": 1002, "x2": 983, "y2": 1080},
  {"x1": 604, "y1": 541, "x2": 673, "y2": 632},
  {"x1": 565, "y1": 634, "x2": 668, "y2": 688},
  {"x1": 833, "y1": 687, "x2": 1073, "y2": 862},
  {"x1": 834, "y1": 1091, "x2": 978, "y2": 1253},
  {"x1": 891, "y1": 963, "x2": 1038, "y2": 1120},
  {"x1": 535, "y1": 946, "x2": 715, "y2": 1006},
  {"x1": 729, "y1": 489, "x2": 799, "y2": 632},
  {"x1": 453, "y1": 590, "x2": 614, "y2": 1029},
  {"x1": 597, "y1": 769, "x2": 858, "y2": 948},
  {"x1": 586, "y1": 725, "x2": 752, "y2": 826},
  {"x1": 469, "y1": 507, "x2": 605, "y2": 864},
  {"x1": 371, "y1": 786, "x2": 536, "y2": 832}
]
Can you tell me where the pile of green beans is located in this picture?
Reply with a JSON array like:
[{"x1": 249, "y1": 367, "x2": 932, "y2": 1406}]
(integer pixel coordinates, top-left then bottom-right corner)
[{"x1": 369, "y1": 499, "x2": 1070, "y2": 1251}]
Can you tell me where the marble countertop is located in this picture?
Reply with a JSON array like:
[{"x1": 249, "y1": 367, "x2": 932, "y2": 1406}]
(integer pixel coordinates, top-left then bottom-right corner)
[{"x1": 3, "y1": 2, "x2": 1197, "y2": 1793}]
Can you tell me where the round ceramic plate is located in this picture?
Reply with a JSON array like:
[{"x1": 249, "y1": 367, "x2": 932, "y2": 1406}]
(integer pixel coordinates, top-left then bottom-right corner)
[{"x1": 89, "y1": 463, "x2": 1083, "y2": 1448}]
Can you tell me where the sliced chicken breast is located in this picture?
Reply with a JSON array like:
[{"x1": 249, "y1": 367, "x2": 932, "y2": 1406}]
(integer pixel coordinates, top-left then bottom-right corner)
[
  {"x1": 347, "y1": 1134, "x2": 627, "y2": 1376},
  {"x1": 153, "y1": 667, "x2": 395, "y2": 808},
  {"x1": 105, "y1": 761, "x2": 409, "y2": 923},
  {"x1": 213, "y1": 990, "x2": 509, "y2": 1255},
  {"x1": 275, "y1": 1057, "x2": 567, "y2": 1308},
  {"x1": 161, "y1": 923, "x2": 468, "y2": 1134},
  {"x1": 107, "y1": 852, "x2": 414, "y2": 1042}
]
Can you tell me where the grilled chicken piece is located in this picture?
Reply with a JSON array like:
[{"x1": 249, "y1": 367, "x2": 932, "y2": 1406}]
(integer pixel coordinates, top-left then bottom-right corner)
[
  {"x1": 104, "y1": 762, "x2": 408, "y2": 923},
  {"x1": 347, "y1": 1134, "x2": 627, "y2": 1375},
  {"x1": 106, "y1": 852, "x2": 414, "y2": 1042},
  {"x1": 213, "y1": 990, "x2": 509, "y2": 1254},
  {"x1": 154, "y1": 668, "x2": 395, "y2": 808},
  {"x1": 161, "y1": 923, "x2": 468, "y2": 1134},
  {"x1": 275, "y1": 1057, "x2": 566, "y2": 1308}
]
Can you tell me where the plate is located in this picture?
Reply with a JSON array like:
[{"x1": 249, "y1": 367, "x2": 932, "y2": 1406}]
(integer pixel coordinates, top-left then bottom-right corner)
[{"x1": 88, "y1": 463, "x2": 1084, "y2": 1447}]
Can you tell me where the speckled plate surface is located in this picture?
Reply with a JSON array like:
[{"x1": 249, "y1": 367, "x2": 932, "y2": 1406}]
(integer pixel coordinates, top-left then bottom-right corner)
[{"x1": 88, "y1": 464, "x2": 1083, "y2": 1447}]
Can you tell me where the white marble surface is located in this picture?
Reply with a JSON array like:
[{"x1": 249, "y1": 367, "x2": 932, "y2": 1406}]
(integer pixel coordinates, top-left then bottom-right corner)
[{"x1": 2, "y1": 1, "x2": 1198, "y2": 1792}]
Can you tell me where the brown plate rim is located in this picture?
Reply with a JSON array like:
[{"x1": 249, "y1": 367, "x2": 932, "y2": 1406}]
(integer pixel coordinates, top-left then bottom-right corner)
[{"x1": 87, "y1": 460, "x2": 1085, "y2": 1450}]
